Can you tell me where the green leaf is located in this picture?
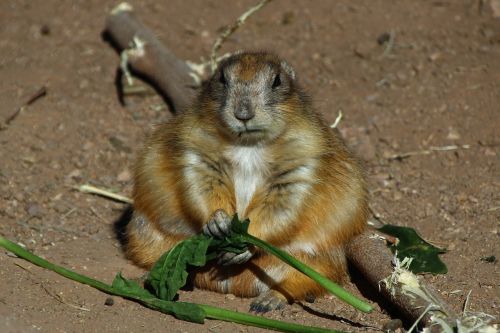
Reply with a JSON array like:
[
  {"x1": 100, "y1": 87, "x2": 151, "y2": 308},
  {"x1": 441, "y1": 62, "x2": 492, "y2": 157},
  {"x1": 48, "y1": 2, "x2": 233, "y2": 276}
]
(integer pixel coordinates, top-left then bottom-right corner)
[
  {"x1": 229, "y1": 214, "x2": 250, "y2": 234},
  {"x1": 378, "y1": 224, "x2": 448, "y2": 274},
  {"x1": 111, "y1": 272, "x2": 154, "y2": 299},
  {"x1": 171, "y1": 302, "x2": 206, "y2": 323},
  {"x1": 480, "y1": 255, "x2": 497, "y2": 263},
  {"x1": 146, "y1": 224, "x2": 250, "y2": 301},
  {"x1": 147, "y1": 234, "x2": 211, "y2": 300}
]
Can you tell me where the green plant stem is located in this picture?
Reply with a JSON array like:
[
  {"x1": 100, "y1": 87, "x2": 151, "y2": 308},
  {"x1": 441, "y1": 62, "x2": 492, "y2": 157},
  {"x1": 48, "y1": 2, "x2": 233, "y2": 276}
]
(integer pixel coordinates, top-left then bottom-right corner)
[
  {"x1": 0, "y1": 235, "x2": 115, "y2": 294},
  {"x1": 0, "y1": 236, "x2": 342, "y2": 333},
  {"x1": 200, "y1": 304, "x2": 340, "y2": 333},
  {"x1": 242, "y1": 234, "x2": 373, "y2": 313}
]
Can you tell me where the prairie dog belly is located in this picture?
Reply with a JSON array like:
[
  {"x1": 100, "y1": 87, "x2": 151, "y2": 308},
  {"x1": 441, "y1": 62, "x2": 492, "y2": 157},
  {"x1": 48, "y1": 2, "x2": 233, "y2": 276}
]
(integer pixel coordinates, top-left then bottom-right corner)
[{"x1": 225, "y1": 145, "x2": 268, "y2": 218}]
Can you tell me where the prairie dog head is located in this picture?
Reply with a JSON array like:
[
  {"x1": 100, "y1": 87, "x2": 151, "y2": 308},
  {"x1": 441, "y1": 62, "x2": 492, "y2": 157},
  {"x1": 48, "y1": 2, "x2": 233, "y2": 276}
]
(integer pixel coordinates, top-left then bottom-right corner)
[{"x1": 201, "y1": 52, "x2": 303, "y2": 145}]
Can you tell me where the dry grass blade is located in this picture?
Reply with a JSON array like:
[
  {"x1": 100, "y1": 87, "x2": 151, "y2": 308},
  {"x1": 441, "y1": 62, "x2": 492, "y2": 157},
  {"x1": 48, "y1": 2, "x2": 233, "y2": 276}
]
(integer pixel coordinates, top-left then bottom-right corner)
[
  {"x1": 330, "y1": 110, "x2": 343, "y2": 129},
  {"x1": 75, "y1": 184, "x2": 132, "y2": 204},
  {"x1": 210, "y1": 0, "x2": 273, "y2": 72},
  {"x1": 41, "y1": 283, "x2": 91, "y2": 312},
  {"x1": 387, "y1": 144, "x2": 471, "y2": 160}
]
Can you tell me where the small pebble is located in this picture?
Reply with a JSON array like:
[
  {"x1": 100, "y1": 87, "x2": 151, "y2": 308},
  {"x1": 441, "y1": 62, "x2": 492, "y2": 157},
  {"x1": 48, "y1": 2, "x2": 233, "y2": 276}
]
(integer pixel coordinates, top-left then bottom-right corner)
[
  {"x1": 67, "y1": 169, "x2": 82, "y2": 181},
  {"x1": 377, "y1": 32, "x2": 391, "y2": 45},
  {"x1": 381, "y1": 318, "x2": 403, "y2": 332},
  {"x1": 117, "y1": 169, "x2": 132, "y2": 183},
  {"x1": 27, "y1": 203, "x2": 42, "y2": 218},
  {"x1": 109, "y1": 136, "x2": 132, "y2": 153},
  {"x1": 428, "y1": 52, "x2": 441, "y2": 62},
  {"x1": 5, "y1": 251, "x2": 18, "y2": 258},
  {"x1": 40, "y1": 24, "x2": 50, "y2": 36},
  {"x1": 281, "y1": 11, "x2": 295, "y2": 25},
  {"x1": 446, "y1": 127, "x2": 460, "y2": 140},
  {"x1": 104, "y1": 297, "x2": 114, "y2": 306}
]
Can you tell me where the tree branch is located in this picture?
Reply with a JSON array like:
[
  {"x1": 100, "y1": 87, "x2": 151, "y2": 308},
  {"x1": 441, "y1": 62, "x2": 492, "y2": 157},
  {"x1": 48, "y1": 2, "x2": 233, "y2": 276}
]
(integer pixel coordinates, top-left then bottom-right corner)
[
  {"x1": 105, "y1": 3, "x2": 195, "y2": 113},
  {"x1": 347, "y1": 233, "x2": 457, "y2": 329}
]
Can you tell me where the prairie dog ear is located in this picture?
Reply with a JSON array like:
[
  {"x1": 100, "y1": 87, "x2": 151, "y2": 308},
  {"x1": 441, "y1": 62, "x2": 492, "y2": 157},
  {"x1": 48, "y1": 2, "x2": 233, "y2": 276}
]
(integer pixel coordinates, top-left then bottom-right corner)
[{"x1": 280, "y1": 60, "x2": 296, "y2": 80}]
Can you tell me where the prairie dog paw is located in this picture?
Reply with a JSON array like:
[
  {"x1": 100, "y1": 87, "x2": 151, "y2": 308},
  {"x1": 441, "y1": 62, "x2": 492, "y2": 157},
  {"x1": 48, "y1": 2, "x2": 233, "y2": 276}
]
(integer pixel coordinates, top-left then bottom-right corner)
[
  {"x1": 249, "y1": 290, "x2": 288, "y2": 313},
  {"x1": 203, "y1": 209, "x2": 231, "y2": 239},
  {"x1": 218, "y1": 249, "x2": 253, "y2": 266}
]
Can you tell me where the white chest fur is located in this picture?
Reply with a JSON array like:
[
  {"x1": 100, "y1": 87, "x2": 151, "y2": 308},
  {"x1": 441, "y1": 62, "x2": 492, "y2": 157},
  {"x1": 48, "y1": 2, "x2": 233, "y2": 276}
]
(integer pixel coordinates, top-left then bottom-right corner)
[{"x1": 226, "y1": 146, "x2": 268, "y2": 217}]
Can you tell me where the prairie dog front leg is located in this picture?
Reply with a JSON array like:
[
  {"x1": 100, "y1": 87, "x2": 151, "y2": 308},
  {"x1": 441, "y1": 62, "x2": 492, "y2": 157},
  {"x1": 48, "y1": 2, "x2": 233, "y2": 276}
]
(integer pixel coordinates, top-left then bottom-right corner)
[{"x1": 203, "y1": 209, "x2": 253, "y2": 266}]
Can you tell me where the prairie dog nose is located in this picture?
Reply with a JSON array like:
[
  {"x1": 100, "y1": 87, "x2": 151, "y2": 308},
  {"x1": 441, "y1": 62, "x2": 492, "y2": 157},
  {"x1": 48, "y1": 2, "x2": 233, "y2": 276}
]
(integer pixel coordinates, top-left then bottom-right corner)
[{"x1": 234, "y1": 99, "x2": 255, "y2": 121}]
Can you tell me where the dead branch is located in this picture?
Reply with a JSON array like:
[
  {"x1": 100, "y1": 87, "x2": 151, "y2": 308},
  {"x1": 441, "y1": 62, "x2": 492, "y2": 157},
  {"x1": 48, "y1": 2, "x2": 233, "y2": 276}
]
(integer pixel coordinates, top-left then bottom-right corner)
[
  {"x1": 105, "y1": 3, "x2": 195, "y2": 113},
  {"x1": 103, "y1": 3, "x2": 462, "y2": 330},
  {"x1": 347, "y1": 233, "x2": 458, "y2": 329}
]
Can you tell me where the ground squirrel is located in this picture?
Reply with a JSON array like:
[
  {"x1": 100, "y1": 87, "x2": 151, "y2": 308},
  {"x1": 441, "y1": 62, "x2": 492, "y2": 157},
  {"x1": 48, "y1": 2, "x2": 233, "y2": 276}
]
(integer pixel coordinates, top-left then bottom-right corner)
[{"x1": 125, "y1": 51, "x2": 368, "y2": 312}]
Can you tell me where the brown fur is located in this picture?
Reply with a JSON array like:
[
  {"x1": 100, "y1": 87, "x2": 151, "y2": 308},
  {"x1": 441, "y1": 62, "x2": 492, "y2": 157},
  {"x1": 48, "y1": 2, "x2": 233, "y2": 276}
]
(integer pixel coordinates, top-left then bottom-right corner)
[{"x1": 126, "y1": 52, "x2": 368, "y2": 304}]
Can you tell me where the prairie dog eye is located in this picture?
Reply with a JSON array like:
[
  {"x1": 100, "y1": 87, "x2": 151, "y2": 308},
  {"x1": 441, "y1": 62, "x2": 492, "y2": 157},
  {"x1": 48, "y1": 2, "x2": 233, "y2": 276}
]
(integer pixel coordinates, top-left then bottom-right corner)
[
  {"x1": 219, "y1": 70, "x2": 227, "y2": 86},
  {"x1": 272, "y1": 73, "x2": 281, "y2": 88}
]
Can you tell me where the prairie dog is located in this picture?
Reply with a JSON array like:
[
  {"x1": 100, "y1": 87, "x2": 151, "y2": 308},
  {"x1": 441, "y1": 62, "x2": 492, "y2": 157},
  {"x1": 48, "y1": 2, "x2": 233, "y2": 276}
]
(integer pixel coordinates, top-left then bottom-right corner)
[{"x1": 126, "y1": 52, "x2": 367, "y2": 312}]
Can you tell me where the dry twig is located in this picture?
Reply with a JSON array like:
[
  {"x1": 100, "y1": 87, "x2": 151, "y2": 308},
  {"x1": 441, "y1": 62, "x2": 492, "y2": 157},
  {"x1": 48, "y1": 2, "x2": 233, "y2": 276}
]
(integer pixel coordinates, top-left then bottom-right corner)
[
  {"x1": 89, "y1": 207, "x2": 109, "y2": 223},
  {"x1": 210, "y1": 0, "x2": 273, "y2": 72},
  {"x1": 74, "y1": 184, "x2": 132, "y2": 204},
  {"x1": 186, "y1": 0, "x2": 274, "y2": 84},
  {"x1": 329, "y1": 110, "x2": 343, "y2": 129},
  {"x1": 12, "y1": 261, "x2": 90, "y2": 311},
  {"x1": 387, "y1": 144, "x2": 471, "y2": 161},
  {"x1": 1, "y1": 86, "x2": 47, "y2": 130},
  {"x1": 41, "y1": 283, "x2": 90, "y2": 312},
  {"x1": 379, "y1": 30, "x2": 395, "y2": 59}
]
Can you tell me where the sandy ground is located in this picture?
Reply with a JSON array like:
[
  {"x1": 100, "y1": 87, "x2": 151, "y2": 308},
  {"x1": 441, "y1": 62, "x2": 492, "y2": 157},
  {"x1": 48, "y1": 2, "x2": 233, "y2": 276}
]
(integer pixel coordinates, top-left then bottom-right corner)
[{"x1": 0, "y1": 1, "x2": 499, "y2": 332}]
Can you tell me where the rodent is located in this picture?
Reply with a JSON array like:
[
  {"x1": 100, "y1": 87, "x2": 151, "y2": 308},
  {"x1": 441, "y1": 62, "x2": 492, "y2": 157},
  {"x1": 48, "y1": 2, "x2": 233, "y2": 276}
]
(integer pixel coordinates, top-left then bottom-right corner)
[{"x1": 125, "y1": 51, "x2": 368, "y2": 312}]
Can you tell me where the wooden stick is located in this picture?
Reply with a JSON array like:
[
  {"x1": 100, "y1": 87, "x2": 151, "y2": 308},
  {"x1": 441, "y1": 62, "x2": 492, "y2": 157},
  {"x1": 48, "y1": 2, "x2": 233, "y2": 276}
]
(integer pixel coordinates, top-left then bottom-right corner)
[
  {"x1": 105, "y1": 3, "x2": 195, "y2": 113},
  {"x1": 346, "y1": 233, "x2": 458, "y2": 328},
  {"x1": 103, "y1": 3, "x2": 461, "y2": 329}
]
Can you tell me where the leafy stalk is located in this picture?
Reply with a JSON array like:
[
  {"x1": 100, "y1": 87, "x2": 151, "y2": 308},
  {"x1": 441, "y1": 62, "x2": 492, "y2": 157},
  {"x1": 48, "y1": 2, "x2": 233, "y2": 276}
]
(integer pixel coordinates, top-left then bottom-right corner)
[
  {"x1": 241, "y1": 233, "x2": 373, "y2": 313},
  {"x1": 145, "y1": 215, "x2": 373, "y2": 314},
  {"x1": 0, "y1": 236, "x2": 342, "y2": 333},
  {"x1": 229, "y1": 215, "x2": 373, "y2": 313}
]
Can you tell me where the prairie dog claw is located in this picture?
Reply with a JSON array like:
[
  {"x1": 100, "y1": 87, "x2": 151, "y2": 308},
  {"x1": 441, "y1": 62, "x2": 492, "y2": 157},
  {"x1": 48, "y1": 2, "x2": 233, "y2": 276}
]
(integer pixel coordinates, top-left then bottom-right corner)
[
  {"x1": 203, "y1": 209, "x2": 231, "y2": 238},
  {"x1": 250, "y1": 290, "x2": 287, "y2": 313},
  {"x1": 203, "y1": 209, "x2": 253, "y2": 265},
  {"x1": 218, "y1": 249, "x2": 253, "y2": 266}
]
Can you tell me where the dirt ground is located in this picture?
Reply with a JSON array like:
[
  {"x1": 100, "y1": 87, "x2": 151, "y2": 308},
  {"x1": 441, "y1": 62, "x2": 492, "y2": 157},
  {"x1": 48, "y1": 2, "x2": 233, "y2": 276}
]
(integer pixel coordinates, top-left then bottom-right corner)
[{"x1": 0, "y1": 0, "x2": 499, "y2": 332}]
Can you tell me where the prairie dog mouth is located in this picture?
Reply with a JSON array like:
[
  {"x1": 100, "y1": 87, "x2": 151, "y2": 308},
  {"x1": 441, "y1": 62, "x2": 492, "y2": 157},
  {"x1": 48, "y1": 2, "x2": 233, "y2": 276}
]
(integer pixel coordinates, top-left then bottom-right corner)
[
  {"x1": 233, "y1": 126, "x2": 266, "y2": 141},
  {"x1": 232, "y1": 123, "x2": 264, "y2": 134},
  {"x1": 238, "y1": 128, "x2": 264, "y2": 135},
  {"x1": 242, "y1": 128, "x2": 263, "y2": 133}
]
